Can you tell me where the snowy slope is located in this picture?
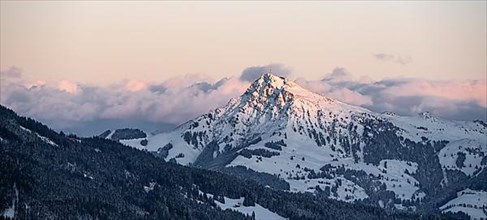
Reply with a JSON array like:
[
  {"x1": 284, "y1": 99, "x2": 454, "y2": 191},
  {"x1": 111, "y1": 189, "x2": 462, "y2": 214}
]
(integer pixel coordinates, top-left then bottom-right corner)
[
  {"x1": 215, "y1": 197, "x2": 286, "y2": 220},
  {"x1": 438, "y1": 139, "x2": 486, "y2": 176},
  {"x1": 440, "y1": 189, "x2": 487, "y2": 219},
  {"x1": 195, "y1": 189, "x2": 286, "y2": 220},
  {"x1": 118, "y1": 73, "x2": 487, "y2": 212}
]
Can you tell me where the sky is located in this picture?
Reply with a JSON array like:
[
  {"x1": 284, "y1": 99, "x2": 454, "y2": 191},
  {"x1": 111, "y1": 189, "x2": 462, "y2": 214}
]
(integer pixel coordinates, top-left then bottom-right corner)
[{"x1": 1, "y1": 1, "x2": 486, "y2": 136}]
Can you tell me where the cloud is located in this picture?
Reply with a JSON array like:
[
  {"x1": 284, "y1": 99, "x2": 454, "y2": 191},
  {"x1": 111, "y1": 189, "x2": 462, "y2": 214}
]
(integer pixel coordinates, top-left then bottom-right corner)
[
  {"x1": 328, "y1": 88, "x2": 373, "y2": 106},
  {"x1": 125, "y1": 80, "x2": 147, "y2": 92},
  {"x1": 24, "y1": 80, "x2": 46, "y2": 89},
  {"x1": 322, "y1": 67, "x2": 354, "y2": 82},
  {"x1": 396, "y1": 56, "x2": 412, "y2": 65},
  {"x1": 296, "y1": 67, "x2": 486, "y2": 121},
  {"x1": 374, "y1": 53, "x2": 395, "y2": 61},
  {"x1": 148, "y1": 84, "x2": 167, "y2": 94},
  {"x1": 295, "y1": 77, "x2": 372, "y2": 106},
  {"x1": 0, "y1": 67, "x2": 250, "y2": 135},
  {"x1": 374, "y1": 53, "x2": 412, "y2": 65},
  {"x1": 1, "y1": 65, "x2": 485, "y2": 136},
  {"x1": 0, "y1": 66, "x2": 22, "y2": 78},
  {"x1": 57, "y1": 80, "x2": 79, "y2": 94},
  {"x1": 240, "y1": 63, "x2": 292, "y2": 82},
  {"x1": 379, "y1": 79, "x2": 487, "y2": 107}
]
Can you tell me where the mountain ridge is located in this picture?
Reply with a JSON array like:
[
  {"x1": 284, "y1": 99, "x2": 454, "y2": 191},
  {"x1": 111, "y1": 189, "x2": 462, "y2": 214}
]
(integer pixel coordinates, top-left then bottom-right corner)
[{"x1": 114, "y1": 73, "x2": 486, "y2": 218}]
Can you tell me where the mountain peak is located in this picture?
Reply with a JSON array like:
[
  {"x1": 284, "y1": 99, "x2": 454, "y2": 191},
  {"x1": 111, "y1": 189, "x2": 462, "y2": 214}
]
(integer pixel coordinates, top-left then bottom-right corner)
[
  {"x1": 242, "y1": 73, "x2": 296, "y2": 105},
  {"x1": 246, "y1": 73, "x2": 309, "y2": 96},
  {"x1": 237, "y1": 73, "x2": 343, "y2": 116},
  {"x1": 254, "y1": 73, "x2": 288, "y2": 88}
]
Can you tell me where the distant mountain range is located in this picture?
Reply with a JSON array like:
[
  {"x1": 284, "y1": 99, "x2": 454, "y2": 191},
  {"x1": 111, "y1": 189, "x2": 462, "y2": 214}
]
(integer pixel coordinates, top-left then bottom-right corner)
[{"x1": 112, "y1": 73, "x2": 487, "y2": 219}]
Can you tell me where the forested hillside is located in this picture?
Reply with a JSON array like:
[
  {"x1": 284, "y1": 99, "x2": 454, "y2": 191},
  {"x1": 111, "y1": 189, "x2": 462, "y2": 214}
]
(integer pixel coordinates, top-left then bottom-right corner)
[{"x1": 0, "y1": 105, "x2": 436, "y2": 219}]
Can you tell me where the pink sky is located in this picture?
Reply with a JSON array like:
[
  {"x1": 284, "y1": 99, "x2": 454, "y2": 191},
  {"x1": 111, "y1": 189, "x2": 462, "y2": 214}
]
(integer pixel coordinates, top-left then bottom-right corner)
[{"x1": 1, "y1": 1, "x2": 486, "y2": 85}]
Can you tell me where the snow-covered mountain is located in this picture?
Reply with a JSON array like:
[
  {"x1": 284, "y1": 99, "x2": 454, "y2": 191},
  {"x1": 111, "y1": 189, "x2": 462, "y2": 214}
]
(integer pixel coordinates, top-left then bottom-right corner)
[{"x1": 119, "y1": 73, "x2": 487, "y2": 217}]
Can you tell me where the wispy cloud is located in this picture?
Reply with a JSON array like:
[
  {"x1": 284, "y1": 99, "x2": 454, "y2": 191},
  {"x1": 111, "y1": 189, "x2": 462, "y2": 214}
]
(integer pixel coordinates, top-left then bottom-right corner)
[
  {"x1": 374, "y1": 53, "x2": 412, "y2": 65},
  {"x1": 374, "y1": 53, "x2": 395, "y2": 61}
]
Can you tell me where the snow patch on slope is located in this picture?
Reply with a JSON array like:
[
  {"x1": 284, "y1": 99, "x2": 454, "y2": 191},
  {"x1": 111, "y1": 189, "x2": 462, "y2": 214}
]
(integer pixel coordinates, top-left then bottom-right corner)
[
  {"x1": 440, "y1": 189, "x2": 487, "y2": 220},
  {"x1": 35, "y1": 133, "x2": 58, "y2": 147},
  {"x1": 19, "y1": 125, "x2": 58, "y2": 146},
  {"x1": 144, "y1": 182, "x2": 156, "y2": 193},
  {"x1": 105, "y1": 130, "x2": 116, "y2": 139},
  {"x1": 384, "y1": 114, "x2": 486, "y2": 143},
  {"x1": 19, "y1": 125, "x2": 31, "y2": 133},
  {"x1": 120, "y1": 138, "x2": 146, "y2": 150},
  {"x1": 2, "y1": 184, "x2": 18, "y2": 219},
  {"x1": 215, "y1": 197, "x2": 286, "y2": 220},
  {"x1": 439, "y1": 139, "x2": 486, "y2": 176},
  {"x1": 196, "y1": 189, "x2": 286, "y2": 220}
]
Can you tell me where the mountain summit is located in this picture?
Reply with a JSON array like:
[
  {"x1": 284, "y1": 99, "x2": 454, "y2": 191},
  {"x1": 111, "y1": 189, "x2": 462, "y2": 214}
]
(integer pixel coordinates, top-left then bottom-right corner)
[
  {"x1": 242, "y1": 73, "x2": 335, "y2": 110},
  {"x1": 118, "y1": 73, "x2": 486, "y2": 217}
]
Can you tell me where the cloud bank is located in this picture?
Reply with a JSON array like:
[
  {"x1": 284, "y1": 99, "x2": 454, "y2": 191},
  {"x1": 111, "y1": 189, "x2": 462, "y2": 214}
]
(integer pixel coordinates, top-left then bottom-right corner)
[
  {"x1": 1, "y1": 65, "x2": 485, "y2": 136},
  {"x1": 1, "y1": 68, "x2": 249, "y2": 135},
  {"x1": 296, "y1": 67, "x2": 486, "y2": 121}
]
